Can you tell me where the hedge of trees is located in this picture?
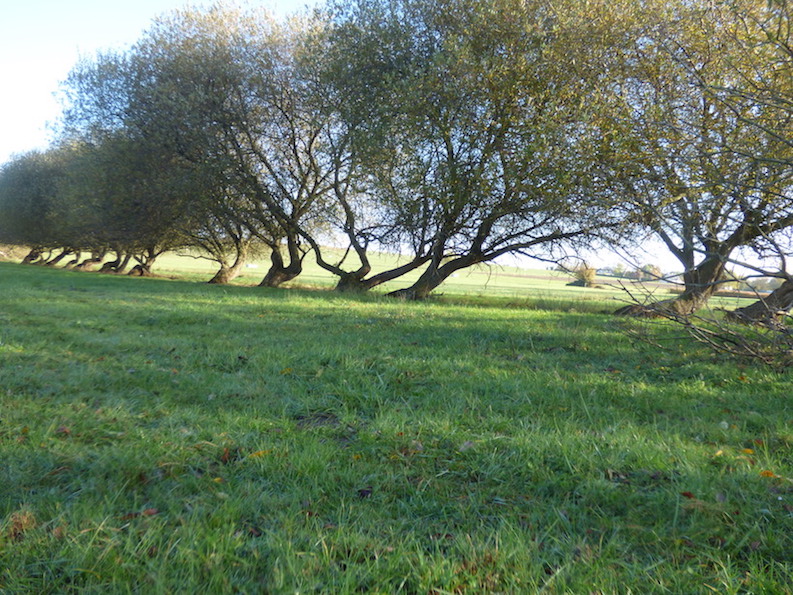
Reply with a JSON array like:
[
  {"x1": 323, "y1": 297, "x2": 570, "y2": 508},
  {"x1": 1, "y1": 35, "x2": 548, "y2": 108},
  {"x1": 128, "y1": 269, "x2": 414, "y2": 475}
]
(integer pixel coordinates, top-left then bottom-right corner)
[{"x1": 1, "y1": 0, "x2": 792, "y2": 316}]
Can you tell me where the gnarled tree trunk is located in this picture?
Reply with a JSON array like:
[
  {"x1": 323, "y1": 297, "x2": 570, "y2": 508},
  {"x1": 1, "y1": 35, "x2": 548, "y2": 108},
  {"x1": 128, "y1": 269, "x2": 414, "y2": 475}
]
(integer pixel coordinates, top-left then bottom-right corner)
[
  {"x1": 259, "y1": 239, "x2": 302, "y2": 288},
  {"x1": 21, "y1": 248, "x2": 44, "y2": 265},
  {"x1": 334, "y1": 267, "x2": 374, "y2": 293},
  {"x1": 127, "y1": 247, "x2": 161, "y2": 277},
  {"x1": 388, "y1": 252, "x2": 482, "y2": 300},
  {"x1": 728, "y1": 279, "x2": 793, "y2": 324},
  {"x1": 99, "y1": 252, "x2": 132, "y2": 274},
  {"x1": 332, "y1": 254, "x2": 433, "y2": 293},
  {"x1": 75, "y1": 250, "x2": 107, "y2": 271},
  {"x1": 209, "y1": 263, "x2": 242, "y2": 284},
  {"x1": 208, "y1": 241, "x2": 249, "y2": 285},
  {"x1": 128, "y1": 263, "x2": 155, "y2": 276},
  {"x1": 209, "y1": 256, "x2": 246, "y2": 284},
  {"x1": 615, "y1": 256, "x2": 726, "y2": 317},
  {"x1": 64, "y1": 252, "x2": 82, "y2": 268},
  {"x1": 44, "y1": 249, "x2": 73, "y2": 267}
]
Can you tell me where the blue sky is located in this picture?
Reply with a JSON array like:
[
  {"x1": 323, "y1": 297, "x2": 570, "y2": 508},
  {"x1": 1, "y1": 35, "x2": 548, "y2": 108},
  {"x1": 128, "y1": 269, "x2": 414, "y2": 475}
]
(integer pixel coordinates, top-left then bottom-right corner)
[{"x1": 0, "y1": 0, "x2": 311, "y2": 165}]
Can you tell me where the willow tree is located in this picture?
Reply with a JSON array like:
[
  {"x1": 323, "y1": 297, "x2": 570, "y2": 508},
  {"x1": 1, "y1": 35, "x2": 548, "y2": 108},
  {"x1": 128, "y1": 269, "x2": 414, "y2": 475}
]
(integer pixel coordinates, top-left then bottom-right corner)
[
  {"x1": 179, "y1": 183, "x2": 261, "y2": 285},
  {"x1": 718, "y1": 0, "x2": 793, "y2": 322},
  {"x1": 137, "y1": 5, "x2": 439, "y2": 293},
  {"x1": 0, "y1": 148, "x2": 74, "y2": 264},
  {"x1": 325, "y1": 0, "x2": 626, "y2": 299},
  {"x1": 132, "y1": 7, "x2": 390, "y2": 288},
  {"x1": 56, "y1": 133, "x2": 201, "y2": 275},
  {"x1": 602, "y1": 0, "x2": 793, "y2": 316},
  {"x1": 57, "y1": 8, "x2": 297, "y2": 285}
]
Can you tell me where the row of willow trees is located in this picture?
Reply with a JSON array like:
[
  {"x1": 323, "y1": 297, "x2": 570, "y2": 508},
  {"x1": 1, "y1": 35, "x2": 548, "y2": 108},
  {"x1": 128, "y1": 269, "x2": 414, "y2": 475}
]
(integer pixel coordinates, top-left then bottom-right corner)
[{"x1": 1, "y1": 0, "x2": 793, "y2": 315}]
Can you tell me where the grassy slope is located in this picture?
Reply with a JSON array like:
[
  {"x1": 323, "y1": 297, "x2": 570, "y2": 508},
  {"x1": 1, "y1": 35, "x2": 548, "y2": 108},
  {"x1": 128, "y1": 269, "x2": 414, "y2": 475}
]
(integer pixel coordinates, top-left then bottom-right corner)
[{"x1": 0, "y1": 262, "x2": 790, "y2": 593}]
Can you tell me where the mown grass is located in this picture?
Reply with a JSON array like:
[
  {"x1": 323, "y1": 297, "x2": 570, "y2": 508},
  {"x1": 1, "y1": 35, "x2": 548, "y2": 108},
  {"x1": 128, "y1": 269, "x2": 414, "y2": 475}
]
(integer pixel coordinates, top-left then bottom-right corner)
[{"x1": 1, "y1": 262, "x2": 791, "y2": 593}]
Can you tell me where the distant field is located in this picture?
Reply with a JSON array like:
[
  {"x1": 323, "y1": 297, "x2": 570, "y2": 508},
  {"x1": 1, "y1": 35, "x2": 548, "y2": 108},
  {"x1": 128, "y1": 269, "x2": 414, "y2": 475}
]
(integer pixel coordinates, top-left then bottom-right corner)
[
  {"x1": 2, "y1": 246, "x2": 759, "y2": 312},
  {"x1": 153, "y1": 248, "x2": 757, "y2": 312},
  {"x1": 1, "y1": 261, "x2": 790, "y2": 592}
]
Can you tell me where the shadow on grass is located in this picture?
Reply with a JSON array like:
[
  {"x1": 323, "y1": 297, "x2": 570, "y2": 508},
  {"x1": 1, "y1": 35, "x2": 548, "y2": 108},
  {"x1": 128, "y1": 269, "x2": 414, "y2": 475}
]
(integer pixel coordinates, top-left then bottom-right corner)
[{"x1": 1, "y1": 262, "x2": 791, "y2": 591}]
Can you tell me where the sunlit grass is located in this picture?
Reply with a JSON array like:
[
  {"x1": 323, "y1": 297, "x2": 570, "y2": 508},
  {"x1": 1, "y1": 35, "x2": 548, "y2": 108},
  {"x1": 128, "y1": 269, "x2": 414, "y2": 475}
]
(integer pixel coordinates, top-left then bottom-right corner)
[
  {"x1": 0, "y1": 262, "x2": 790, "y2": 592},
  {"x1": 155, "y1": 248, "x2": 680, "y2": 301}
]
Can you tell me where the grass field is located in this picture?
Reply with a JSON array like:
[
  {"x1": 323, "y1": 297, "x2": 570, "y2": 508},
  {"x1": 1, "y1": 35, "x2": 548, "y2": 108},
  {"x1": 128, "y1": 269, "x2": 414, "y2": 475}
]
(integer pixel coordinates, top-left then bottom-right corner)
[
  {"x1": 1, "y1": 261, "x2": 791, "y2": 593},
  {"x1": 154, "y1": 249, "x2": 757, "y2": 311}
]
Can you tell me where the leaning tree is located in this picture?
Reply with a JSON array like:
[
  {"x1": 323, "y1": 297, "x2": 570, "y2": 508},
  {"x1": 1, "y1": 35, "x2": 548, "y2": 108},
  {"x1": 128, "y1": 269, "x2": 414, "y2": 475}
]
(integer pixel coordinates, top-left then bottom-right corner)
[
  {"x1": 601, "y1": 0, "x2": 793, "y2": 316},
  {"x1": 58, "y1": 8, "x2": 284, "y2": 283},
  {"x1": 55, "y1": 132, "x2": 201, "y2": 275},
  {"x1": 323, "y1": 0, "x2": 629, "y2": 299},
  {"x1": 124, "y1": 6, "x2": 355, "y2": 288},
  {"x1": 715, "y1": 0, "x2": 793, "y2": 322},
  {"x1": 0, "y1": 148, "x2": 74, "y2": 264}
]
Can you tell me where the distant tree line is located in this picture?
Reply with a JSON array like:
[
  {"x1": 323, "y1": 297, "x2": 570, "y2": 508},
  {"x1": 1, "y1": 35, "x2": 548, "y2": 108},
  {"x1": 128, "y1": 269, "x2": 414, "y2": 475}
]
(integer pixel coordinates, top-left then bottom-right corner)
[{"x1": 1, "y1": 0, "x2": 792, "y2": 318}]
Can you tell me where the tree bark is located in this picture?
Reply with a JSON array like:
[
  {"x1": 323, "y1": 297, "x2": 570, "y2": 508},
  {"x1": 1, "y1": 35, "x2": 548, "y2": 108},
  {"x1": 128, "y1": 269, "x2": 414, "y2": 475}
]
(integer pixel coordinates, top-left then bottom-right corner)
[
  {"x1": 117, "y1": 253, "x2": 132, "y2": 273},
  {"x1": 728, "y1": 279, "x2": 793, "y2": 324},
  {"x1": 208, "y1": 259, "x2": 245, "y2": 284},
  {"x1": 44, "y1": 250, "x2": 73, "y2": 267},
  {"x1": 615, "y1": 255, "x2": 726, "y2": 317},
  {"x1": 21, "y1": 248, "x2": 44, "y2": 265},
  {"x1": 208, "y1": 242, "x2": 248, "y2": 285},
  {"x1": 334, "y1": 271, "x2": 372, "y2": 292},
  {"x1": 387, "y1": 253, "x2": 482, "y2": 300},
  {"x1": 128, "y1": 263, "x2": 155, "y2": 277},
  {"x1": 259, "y1": 239, "x2": 302, "y2": 288},
  {"x1": 99, "y1": 253, "x2": 132, "y2": 274},
  {"x1": 332, "y1": 254, "x2": 433, "y2": 293},
  {"x1": 127, "y1": 246, "x2": 163, "y2": 277},
  {"x1": 64, "y1": 252, "x2": 82, "y2": 268},
  {"x1": 259, "y1": 249, "x2": 303, "y2": 287},
  {"x1": 75, "y1": 251, "x2": 106, "y2": 271}
]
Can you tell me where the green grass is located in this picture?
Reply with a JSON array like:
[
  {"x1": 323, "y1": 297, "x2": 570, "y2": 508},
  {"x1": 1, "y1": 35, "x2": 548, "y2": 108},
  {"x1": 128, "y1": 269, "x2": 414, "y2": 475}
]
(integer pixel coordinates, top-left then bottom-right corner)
[{"x1": 1, "y1": 262, "x2": 791, "y2": 593}]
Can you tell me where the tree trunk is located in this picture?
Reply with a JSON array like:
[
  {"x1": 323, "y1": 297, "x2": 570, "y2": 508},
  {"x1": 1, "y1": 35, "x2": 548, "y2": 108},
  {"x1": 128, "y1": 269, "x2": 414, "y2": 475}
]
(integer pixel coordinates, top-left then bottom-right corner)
[
  {"x1": 728, "y1": 279, "x2": 793, "y2": 324},
  {"x1": 99, "y1": 253, "x2": 131, "y2": 274},
  {"x1": 64, "y1": 252, "x2": 82, "y2": 268},
  {"x1": 388, "y1": 253, "x2": 481, "y2": 300},
  {"x1": 128, "y1": 263, "x2": 155, "y2": 277},
  {"x1": 127, "y1": 247, "x2": 162, "y2": 277},
  {"x1": 334, "y1": 270, "x2": 372, "y2": 292},
  {"x1": 208, "y1": 259, "x2": 245, "y2": 284},
  {"x1": 209, "y1": 265, "x2": 236, "y2": 284},
  {"x1": 615, "y1": 256, "x2": 726, "y2": 317},
  {"x1": 116, "y1": 253, "x2": 132, "y2": 273},
  {"x1": 208, "y1": 243, "x2": 248, "y2": 285},
  {"x1": 259, "y1": 241, "x2": 301, "y2": 288},
  {"x1": 75, "y1": 251, "x2": 106, "y2": 271},
  {"x1": 75, "y1": 257, "x2": 103, "y2": 271},
  {"x1": 44, "y1": 250, "x2": 73, "y2": 267},
  {"x1": 260, "y1": 262, "x2": 301, "y2": 287},
  {"x1": 332, "y1": 254, "x2": 433, "y2": 293},
  {"x1": 21, "y1": 248, "x2": 44, "y2": 265},
  {"x1": 613, "y1": 293, "x2": 714, "y2": 317}
]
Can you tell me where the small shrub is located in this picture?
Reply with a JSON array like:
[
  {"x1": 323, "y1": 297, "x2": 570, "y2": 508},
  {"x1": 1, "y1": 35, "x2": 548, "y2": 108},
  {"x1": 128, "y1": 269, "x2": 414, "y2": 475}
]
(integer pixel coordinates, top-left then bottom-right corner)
[{"x1": 571, "y1": 265, "x2": 597, "y2": 287}]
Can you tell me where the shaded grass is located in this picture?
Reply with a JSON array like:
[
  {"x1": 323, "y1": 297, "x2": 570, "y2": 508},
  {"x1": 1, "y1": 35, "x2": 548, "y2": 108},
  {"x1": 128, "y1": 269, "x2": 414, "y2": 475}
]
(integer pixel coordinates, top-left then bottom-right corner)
[{"x1": 0, "y1": 262, "x2": 791, "y2": 593}]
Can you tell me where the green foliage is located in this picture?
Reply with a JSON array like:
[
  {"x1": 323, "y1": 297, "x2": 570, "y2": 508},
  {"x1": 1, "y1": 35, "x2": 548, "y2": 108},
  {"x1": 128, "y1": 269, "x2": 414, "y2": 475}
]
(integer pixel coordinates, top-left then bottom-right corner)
[
  {"x1": 328, "y1": 0, "x2": 624, "y2": 298},
  {"x1": 1, "y1": 263, "x2": 790, "y2": 592},
  {"x1": 598, "y1": 0, "x2": 793, "y2": 308},
  {"x1": 3, "y1": 0, "x2": 791, "y2": 303},
  {"x1": 0, "y1": 149, "x2": 68, "y2": 249}
]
